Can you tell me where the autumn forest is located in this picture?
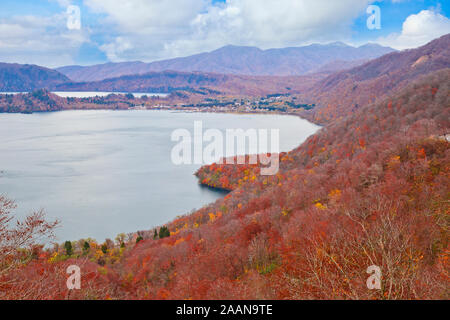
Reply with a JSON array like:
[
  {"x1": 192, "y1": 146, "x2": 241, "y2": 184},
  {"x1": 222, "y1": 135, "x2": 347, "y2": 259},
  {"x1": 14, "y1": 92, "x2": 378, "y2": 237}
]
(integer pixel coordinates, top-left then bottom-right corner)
[{"x1": 0, "y1": 30, "x2": 449, "y2": 301}]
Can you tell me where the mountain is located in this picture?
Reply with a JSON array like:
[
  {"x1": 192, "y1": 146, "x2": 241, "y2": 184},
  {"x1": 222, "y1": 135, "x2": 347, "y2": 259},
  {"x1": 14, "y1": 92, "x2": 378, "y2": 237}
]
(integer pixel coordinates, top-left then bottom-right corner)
[
  {"x1": 56, "y1": 42, "x2": 395, "y2": 81},
  {"x1": 300, "y1": 33, "x2": 450, "y2": 124},
  {"x1": 54, "y1": 35, "x2": 449, "y2": 110},
  {"x1": 309, "y1": 59, "x2": 369, "y2": 74},
  {"x1": 0, "y1": 63, "x2": 70, "y2": 92},
  {"x1": 54, "y1": 70, "x2": 322, "y2": 96},
  {"x1": 56, "y1": 61, "x2": 149, "y2": 84}
]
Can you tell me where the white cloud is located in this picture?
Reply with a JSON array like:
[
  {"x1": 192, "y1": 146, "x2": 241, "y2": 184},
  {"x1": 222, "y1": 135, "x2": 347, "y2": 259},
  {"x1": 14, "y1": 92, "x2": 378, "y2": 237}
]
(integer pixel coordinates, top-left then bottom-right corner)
[
  {"x1": 84, "y1": 0, "x2": 372, "y2": 62},
  {"x1": 100, "y1": 37, "x2": 134, "y2": 61},
  {"x1": 4, "y1": 1, "x2": 446, "y2": 67},
  {"x1": 0, "y1": 13, "x2": 88, "y2": 67},
  {"x1": 376, "y1": 9, "x2": 450, "y2": 50},
  {"x1": 84, "y1": 0, "x2": 207, "y2": 34}
]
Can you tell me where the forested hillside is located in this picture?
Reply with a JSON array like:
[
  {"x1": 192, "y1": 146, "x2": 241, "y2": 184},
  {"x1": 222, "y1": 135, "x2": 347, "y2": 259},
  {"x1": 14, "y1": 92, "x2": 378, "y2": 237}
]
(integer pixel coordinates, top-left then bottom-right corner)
[
  {"x1": 54, "y1": 70, "x2": 321, "y2": 97},
  {"x1": 0, "y1": 89, "x2": 167, "y2": 113},
  {"x1": 300, "y1": 34, "x2": 450, "y2": 124},
  {"x1": 1, "y1": 68, "x2": 448, "y2": 300},
  {"x1": 0, "y1": 63, "x2": 70, "y2": 92}
]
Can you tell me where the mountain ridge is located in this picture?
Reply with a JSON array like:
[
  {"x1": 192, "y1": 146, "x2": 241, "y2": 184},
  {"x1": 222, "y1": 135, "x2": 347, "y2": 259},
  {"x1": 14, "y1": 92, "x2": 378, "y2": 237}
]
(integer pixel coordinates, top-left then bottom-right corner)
[
  {"x1": 53, "y1": 70, "x2": 323, "y2": 97},
  {"x1": 0, "y1": 63, "x2": 70, "y2": 92},
  {"x1": 300, "y1": 33, "x2": 450, "y2": 124},
  {"x1": 56, "y1": 42, "x2": 395, "y2": 81}
]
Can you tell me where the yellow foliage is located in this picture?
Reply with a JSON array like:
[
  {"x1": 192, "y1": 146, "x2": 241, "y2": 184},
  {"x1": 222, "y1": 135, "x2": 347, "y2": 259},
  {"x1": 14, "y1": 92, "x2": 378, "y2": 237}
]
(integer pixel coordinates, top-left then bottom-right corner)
[
  {"x1": 328, "y1": 189, "x2": 341, "y2": 199},
  {"x1": 48, "y1": 252, "x2": 58, "y2": 263},
  {"x1": 174, "y1": 238, "x2": 185, "y2": 246},
  {"x1": 388, "y1": 155, "x2": 401, "y2": 168},
  {"x1": 95, "y1": 250, "x2": 104, "y2": 259},
  {"x1": 315, "y1": 202, "x2": 327, "y2": 210},
  {"x1": 98, "y1": 267, "x2": 108, "y2": 275}
]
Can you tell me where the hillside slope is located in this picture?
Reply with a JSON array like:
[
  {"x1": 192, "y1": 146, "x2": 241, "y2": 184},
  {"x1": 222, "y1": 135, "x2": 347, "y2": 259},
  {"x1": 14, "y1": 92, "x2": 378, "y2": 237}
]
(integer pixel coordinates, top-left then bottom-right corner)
[
  {"x1": 301, "y1": 33, "x2": 450, "y2": 124},
  {"x1": 54, "y1": 70, "x2": 322, "y2": 97},
  {"x1": 56, "y1": 43, "x2": 395, "y2": 81},
  {"x1": 3, "y1": 69, "x2": 448, "y2": 300},
  {"x1": 0, "y1": 63, "x2": 70, "y2": 92},
  {"x1": 166, "y1": 69, "x2": 449, "y2": 300}
]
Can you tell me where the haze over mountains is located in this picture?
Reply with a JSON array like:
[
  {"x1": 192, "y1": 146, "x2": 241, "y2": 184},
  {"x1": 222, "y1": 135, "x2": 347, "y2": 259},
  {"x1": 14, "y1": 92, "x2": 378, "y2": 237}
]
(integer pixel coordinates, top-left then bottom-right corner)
[{"x1": 56, "y1": 42, "x2": 395, "y2": 82}]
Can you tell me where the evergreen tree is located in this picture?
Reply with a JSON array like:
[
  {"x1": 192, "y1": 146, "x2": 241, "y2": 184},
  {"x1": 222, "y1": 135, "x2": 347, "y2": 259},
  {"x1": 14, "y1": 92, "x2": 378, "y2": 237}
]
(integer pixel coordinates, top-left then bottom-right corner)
[
  {"x1": 159, "y1": 226, "x2": 170, "y2": 239},
  {"x1": 64, "y1": 241, "x2": 73, "y2": 256},
  {"x1": 83, "y1": 241, "x2": 90, "y2": 253}
]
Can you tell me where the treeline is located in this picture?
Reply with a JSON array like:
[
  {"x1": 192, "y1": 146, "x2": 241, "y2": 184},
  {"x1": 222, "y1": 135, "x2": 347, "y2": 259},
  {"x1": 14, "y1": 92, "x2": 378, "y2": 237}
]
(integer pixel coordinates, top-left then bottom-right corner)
[{"x1": 0, "y1": 89, "x2": 171, "y2": 113}]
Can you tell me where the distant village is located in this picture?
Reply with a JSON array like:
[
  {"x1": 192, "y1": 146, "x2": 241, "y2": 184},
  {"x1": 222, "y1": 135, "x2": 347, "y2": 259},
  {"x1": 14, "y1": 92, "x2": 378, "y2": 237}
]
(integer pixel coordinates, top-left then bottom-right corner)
[
  {"x1": 137, "y1": 93, "x2": 316, "y2": 116},
  {"x1": 1, "y1": 90, "x2": 315, "y2": 117}
]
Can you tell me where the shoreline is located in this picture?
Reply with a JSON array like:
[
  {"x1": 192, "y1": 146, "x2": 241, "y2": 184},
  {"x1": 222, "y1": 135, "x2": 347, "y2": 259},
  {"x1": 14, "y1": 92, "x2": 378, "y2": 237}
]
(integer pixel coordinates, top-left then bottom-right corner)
[
  {"x1": 0, "y1": 109, "x2": 318, "y2": 243},
  {"x1": 0, "y1": 104, "x2": 320, "y2": 126}
]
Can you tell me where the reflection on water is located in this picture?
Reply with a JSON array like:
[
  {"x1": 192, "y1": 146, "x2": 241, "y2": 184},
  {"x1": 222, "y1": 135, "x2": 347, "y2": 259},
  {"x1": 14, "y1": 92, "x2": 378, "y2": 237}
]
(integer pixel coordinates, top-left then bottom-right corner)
[{"x1": 0, "y1": 110, "x2": 319, "y2": 242}]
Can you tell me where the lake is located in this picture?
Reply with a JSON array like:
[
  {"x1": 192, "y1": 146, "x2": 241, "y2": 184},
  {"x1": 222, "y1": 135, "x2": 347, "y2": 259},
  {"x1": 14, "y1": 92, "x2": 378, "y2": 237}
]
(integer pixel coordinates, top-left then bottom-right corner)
[
  {"x1": 51, "y1": 92, "x2": 169, "y2": 98},
  {"x1": 0, "y1": 110, "x2": 320, "y2": 242},
  {"x1": 0, "y1": 92, "x2": 169, "y2": 98}
]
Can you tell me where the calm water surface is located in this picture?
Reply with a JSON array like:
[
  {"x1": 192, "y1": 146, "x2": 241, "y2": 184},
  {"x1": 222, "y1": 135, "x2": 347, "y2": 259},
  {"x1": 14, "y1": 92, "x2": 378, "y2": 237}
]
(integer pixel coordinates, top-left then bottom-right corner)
[
  {"x1": 0, "y1": 92, "x2": 168, "y2": 98},
  {"x1": 51, "y1": 92, "x2": 169, "y2": 98},
  {"x1": 0, "y1": 110, "x2": 319, "y2": 242}
]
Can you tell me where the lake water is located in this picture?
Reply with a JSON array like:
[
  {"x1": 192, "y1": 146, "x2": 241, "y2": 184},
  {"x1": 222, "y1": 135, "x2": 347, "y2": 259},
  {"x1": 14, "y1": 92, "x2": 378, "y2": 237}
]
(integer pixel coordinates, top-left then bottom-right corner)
[
  {"x1": 51, "y1": 92, "x2": 169, "y2": 98},
  {"x1": 0, "y1": 92, "x2": 169, "y2": 98},
  {"x1": 0, "y1": 110, "x2": 320, "y2": 242}
]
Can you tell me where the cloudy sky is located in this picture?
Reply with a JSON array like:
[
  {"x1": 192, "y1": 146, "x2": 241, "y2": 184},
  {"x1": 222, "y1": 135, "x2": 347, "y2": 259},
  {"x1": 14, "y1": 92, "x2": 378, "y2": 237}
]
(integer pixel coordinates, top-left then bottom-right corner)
[{"x1": 0, "y1": 0, "x2": 449, "y2": 67}]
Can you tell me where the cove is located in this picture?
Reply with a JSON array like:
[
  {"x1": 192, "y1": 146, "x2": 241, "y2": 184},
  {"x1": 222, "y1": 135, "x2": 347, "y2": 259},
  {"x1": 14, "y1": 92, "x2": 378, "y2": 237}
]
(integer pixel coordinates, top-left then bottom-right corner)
[{"x1": 0, "y1": 110, "x2": 320, "y2": 242}]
